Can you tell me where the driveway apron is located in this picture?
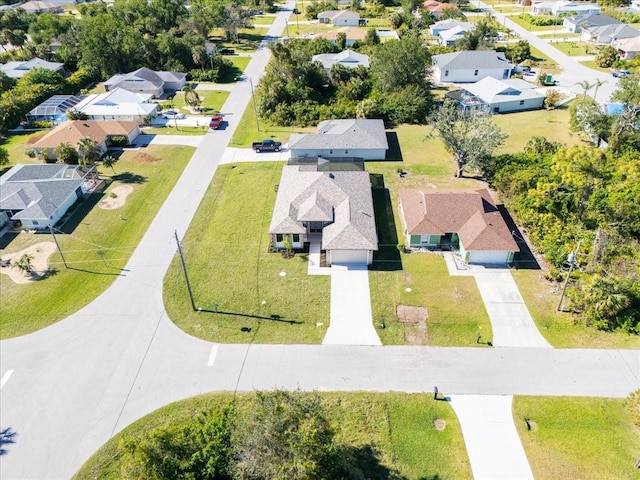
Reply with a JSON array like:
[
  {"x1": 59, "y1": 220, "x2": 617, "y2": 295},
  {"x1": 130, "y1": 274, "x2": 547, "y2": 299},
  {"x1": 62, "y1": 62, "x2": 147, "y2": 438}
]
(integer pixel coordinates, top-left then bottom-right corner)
[
  {"x1": 322, "y1": 264, "x2": 382, "y2": 346},
  {"x1": 450, "y1": 395, "x2": 534, "y2": 480}
]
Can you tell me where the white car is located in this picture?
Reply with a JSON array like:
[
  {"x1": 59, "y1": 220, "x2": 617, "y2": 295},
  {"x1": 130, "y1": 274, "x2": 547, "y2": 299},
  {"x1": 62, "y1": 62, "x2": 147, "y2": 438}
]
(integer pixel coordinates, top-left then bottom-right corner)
[{"x1": 161, "y1": 110, "x2": 186, "y2": 119}]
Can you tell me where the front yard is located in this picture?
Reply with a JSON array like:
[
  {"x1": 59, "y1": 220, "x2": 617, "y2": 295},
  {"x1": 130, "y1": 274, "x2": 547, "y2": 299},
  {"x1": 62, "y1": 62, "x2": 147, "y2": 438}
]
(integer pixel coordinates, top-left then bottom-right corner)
[{"x1": 0, "y1": 145, "x2": 194, "y2": 338}]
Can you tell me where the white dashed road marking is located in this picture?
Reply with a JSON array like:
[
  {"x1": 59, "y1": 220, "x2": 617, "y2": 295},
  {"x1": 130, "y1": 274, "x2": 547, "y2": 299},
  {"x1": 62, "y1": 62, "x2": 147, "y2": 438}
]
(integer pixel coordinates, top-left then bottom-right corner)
[
  {"x1": 1, "y1": 370, "x2": 14, "y2": 389},
  {"x1": 207, "y1": 345, "x2": 218, "y2": 367}
]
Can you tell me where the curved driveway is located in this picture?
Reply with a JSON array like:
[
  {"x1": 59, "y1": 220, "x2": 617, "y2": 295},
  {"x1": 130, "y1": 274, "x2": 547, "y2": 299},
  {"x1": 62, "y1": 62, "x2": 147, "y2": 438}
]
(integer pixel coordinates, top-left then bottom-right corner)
[{"x1": 0, "y1": 5, "x2": 638, "y2": 479}]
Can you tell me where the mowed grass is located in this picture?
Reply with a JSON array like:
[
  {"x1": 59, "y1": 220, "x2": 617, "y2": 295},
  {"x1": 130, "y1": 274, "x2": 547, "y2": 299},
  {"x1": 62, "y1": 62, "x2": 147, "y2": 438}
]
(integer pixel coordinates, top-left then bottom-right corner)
[
  {"x1": 512, "y1": 269, "x2": 640, "y2": 348},
  {"x1": 1, "y1": 130, "x2": 50, "y2": 165},
  {"x1": 513, "y1": 395, "x2": 640, "y2": 480},
  {"x1": 163, "y1": 161, "x2": 330, "y2": 344},
  {"x1": 0, "y1": 146, "x2": 193, "y2": 338},
  {"x1": 160, "y1": 89, "x2": 230, "y2": 116},
  {"x1": 74, "y1": 392, "x2": 472, "y2": 480}
]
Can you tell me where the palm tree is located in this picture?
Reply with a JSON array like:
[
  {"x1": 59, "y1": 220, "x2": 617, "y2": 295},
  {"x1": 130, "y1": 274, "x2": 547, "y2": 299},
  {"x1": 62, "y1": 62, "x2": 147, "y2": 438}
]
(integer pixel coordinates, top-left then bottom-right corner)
[
  {"x1": 12, "y1": 253, "x2": 33, "y2": 275},
  {"x1": 575, "y1": 80, "x2": 593, "y2": 100},
  {"x1": 181, "y1": 84, "x2": 201, "y2": 109},
  {"x1": 591, "y1": 78, "x2": 607, "y2": 102},
  {"x1": 101, "y1": 155, "x2": 118, "y2": 175},
  {"x1": 77, "y1": 137, "x2": 101, "y2": 165}
]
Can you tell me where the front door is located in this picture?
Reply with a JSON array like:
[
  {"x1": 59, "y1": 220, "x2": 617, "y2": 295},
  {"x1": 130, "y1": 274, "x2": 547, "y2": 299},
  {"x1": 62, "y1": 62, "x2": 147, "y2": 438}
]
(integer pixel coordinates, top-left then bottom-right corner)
[{"x1": 309, "y1": 221, "x2": 324, "y2": 233}]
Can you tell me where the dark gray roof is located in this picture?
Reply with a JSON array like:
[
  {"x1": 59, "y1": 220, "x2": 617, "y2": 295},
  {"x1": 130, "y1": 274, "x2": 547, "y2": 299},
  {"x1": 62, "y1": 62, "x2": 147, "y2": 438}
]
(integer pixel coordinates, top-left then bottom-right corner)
[
  {"x1": 567, "y1": 12, "x2": 621, "y2": 27},
  {"x1": 104, "y1": 67, "x2": 185, "y2": 91},
  {"x1": 433, "y1": 50, "x2": 512, "y2": 70},
  {"x1": 0, "y1": 164, "x2": 91, "y2": 221},
  {"x1": 288, "y1": 119, "x2": 388, "y2": 151},
  {"x1": 269, "y1": 165, "x2": 378, "y2": 251}
]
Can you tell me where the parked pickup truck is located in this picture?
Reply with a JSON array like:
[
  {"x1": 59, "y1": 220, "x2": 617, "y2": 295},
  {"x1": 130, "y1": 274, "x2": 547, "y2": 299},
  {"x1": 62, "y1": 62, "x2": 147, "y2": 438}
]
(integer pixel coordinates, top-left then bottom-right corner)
[
  {"x1": 252, "y1": 139, "x2": 282, "y2": 152},
  {"x1": 209, "y1": 114, "x2": 223, "y2": 129}
]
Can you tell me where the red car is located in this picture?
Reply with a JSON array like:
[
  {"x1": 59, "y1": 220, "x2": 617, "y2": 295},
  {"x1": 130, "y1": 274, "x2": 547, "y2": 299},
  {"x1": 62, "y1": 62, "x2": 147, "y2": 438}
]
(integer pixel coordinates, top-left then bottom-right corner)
[{"x1": 209, "y1": 115, "x2": 223, "y2": 129}]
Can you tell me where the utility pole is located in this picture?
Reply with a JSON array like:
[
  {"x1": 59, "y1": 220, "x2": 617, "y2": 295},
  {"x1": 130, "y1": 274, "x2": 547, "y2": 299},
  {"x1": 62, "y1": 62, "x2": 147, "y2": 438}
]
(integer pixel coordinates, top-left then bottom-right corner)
[
  {"x1": 175, "y1": 230, "x2": 196, "y2": 311},
  {"x1": 557, "y1": 239, "x2": 582, "y2": 312},
  {"x1": 248, "y1": 77, "x2": 260, "y2": 132},
  {"x1": 49, "y1": 225, "x2": 68, "y2": 268}
]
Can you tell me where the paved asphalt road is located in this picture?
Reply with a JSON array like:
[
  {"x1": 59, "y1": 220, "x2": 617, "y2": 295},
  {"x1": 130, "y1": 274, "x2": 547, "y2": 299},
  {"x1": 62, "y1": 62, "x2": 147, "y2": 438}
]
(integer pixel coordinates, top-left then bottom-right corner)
[{"x1": 1, "y1": 4, "x2": 638, "y2": 479}]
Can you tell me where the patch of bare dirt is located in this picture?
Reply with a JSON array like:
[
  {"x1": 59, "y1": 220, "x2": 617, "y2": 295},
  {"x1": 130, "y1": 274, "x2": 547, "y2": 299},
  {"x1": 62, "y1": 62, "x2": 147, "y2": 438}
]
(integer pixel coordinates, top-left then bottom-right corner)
[
  {"x1": 396, "y1": 305, "x2": 427, "y2": 323},
  {"x1": 98, "y1": 184, "x2": 133, "y2": 210},
  {"x1": 0, "y1": 242, "x2": 57, "y2": 284},
  {"x1": 397, "y1": 305, "x2": 428, "y2": 345},
  {"x1": 133, "y1": 152, "x2": 161, "y2": 163},
  {"x1": 433, "y1": 419, "x2": 446, "y2": 431}
]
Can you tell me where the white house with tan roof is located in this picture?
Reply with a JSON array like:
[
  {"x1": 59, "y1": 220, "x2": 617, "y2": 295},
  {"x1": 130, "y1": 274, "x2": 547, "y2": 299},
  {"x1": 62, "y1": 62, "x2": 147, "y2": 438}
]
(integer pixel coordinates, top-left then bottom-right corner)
[
  {"x1": 269, "y1": 158, "x2": 378, "y2": 265},
  {"x1": 317, "y1": 10, "x2": 360, "y2": 26},
  {"x1": 32, "y1": 120, "x2": 140, "y2": 160},
  {"x1": 399, "y1": 188, "x2": 519, "y2": 264}
]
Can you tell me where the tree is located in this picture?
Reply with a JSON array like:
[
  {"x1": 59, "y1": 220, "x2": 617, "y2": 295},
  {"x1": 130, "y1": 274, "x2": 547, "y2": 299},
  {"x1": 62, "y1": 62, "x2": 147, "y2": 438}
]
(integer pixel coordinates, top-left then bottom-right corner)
[
  {"x1": 232, "y1": 390, "x2": 337, "y2": 480},
  {"x1": 222, "y1": 3, "x2": 252, "y2": 43},
  {"x1": 12, "y1": 253, "x2": 33, "y2": 275},
  {"x1": 101, "y1": 154, "x2": 118, "y2": 174},
  {"x1": 55, "y1": 143, "x2": 79, "y2": 165},
  {"x1": 591, "y1": 77, "x2": 607, "y2": 101},
  {"x1": 0, "y1": 146, "x2": 8, "y2": 166},
  {"x1": 428, "y1": 99, "x2": 507, "y2": 177},
  {"x1": 336, "y1": 31, "x2": 346, "y2": 50},
  {"x1": 544, "y1": 88, "x2": 564, "y2": 110},
  {"x1": 66, "y1": 109, "x2": 89, "y2": 121},
  {"x1": 182, "y1": 84, "x2": 201, "y2": 108},
  {"x1": 575, "y1": 80, "x2": 594, "y2": 100},
  {"x1": 594, "y1": 45, "x2": 618, "y2": 68},
  {"x1": 364, "y1": 27, "x2": 379, "y2": 46},
  {"x1": 77, "y1": 137, "x2": 101, "y2": 165},
  {"x1": 505, "y1": 40, "x2": 530, "y2": 64},
  {"x1": 370, "y1": 35, "x2": 432, "y2": 93},
  {"x1": 569, "y1": 97, "x2": 611, "y2": 143},
  {"x1": 608, "y1": 73, "x2": 640, "y2": 151}
]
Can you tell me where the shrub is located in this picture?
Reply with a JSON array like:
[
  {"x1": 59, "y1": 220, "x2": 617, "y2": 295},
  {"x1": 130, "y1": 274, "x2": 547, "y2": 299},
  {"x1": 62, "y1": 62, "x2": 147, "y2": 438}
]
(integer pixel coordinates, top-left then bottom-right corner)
[
  {"x1": 518, "y1": 13, "x2": 563, "y2": 26},
  {"x1": 25, "y1": 121, "x2": 53, "y2": 129},
  {"x1": 109, "y1": 135, "x2": 128, "y2": 147}
]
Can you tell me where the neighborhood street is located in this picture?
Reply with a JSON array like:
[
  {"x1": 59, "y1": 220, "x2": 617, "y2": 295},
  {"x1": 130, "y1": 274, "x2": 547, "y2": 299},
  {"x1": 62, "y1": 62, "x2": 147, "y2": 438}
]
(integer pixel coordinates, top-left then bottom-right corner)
[{"x1": 0, "y1": 3, "x2": 638, "y2": 479}]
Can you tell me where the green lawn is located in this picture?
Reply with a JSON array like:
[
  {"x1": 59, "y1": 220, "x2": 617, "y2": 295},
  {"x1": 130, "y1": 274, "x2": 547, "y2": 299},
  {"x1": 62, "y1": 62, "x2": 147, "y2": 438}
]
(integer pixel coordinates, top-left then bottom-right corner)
[
  {"x1": 289, "y1": 22, "x2": 335, "y2": 37},
  {"x1": 512, "y1": 269, "x2": 640, "y2": 348},
  {"x1": 160, "y1": 89, "x2": 230, "y2": 116},
  {"x1": 550, "y1": 40, "x2": 595, "y2": 57},
  {"x1": 1, "y1": 130, "x2": 48, "y2": 165},
  {"x1": 141, "y1": 125, "x2": 210, "y2": 135},
  {"x1": 508, "y1": 15, "x2": 561, "y2": 31},
  {"x1": 251, "y1": 14, "x2": 276, "y2": 25},
  {"x1": 0, "y1": 146, "x2": 194, "y2": 338},
  {"x1": 74, "y1": 392, "x2": 472, "y2": 480},
  {"x1": 537, "y1": 32, "x2": 580, "y2": 40},
  {"x1": 513, "y1": 395, "x2": 640, "y2": 480},
  {"x1": 163, "y1": 161, "x2": 331, "y2": 344}
]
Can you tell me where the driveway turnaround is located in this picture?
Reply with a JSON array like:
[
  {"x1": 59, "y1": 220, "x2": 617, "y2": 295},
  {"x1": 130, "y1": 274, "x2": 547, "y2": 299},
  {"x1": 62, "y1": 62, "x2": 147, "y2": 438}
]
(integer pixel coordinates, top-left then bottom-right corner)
[
  {"x1": 450, "y1": 395, "x2": 534, "y2": 480},
  {"x1": 442, "y1": 253, "x2": 551, "y2": 348},
  {"x1": 322, "y1": 264, "x2": 382, "y2": 346}
]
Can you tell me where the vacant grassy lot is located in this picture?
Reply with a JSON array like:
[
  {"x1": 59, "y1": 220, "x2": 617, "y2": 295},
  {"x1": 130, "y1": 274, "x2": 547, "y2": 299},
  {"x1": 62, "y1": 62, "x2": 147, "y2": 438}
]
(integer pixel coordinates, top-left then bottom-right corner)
[
  {"x1": 0, "y1": 146, "x2": 193, "y2": 338},
  {"x1": 159, "y1": 89, "x2": 230, "y2": 116},
  {"x1": 163, "y1": 161, "x2": 330, "y2": 344},
  {"x1": 513, "y1": 395, "x2": 640, "y2": 480},
  {"x1": 512, "y1": 269, "x2": 640, "y2": 348},
  {"x1": 74, "y1": 392, "x2": 472, "y2": 480}
]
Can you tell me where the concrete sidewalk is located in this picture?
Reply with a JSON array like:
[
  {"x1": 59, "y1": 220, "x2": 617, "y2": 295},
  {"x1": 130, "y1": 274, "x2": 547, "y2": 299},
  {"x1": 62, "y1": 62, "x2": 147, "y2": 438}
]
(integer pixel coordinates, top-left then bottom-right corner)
[{"x1": 450, "y1": 395, "x2": 534, "y2": 480}]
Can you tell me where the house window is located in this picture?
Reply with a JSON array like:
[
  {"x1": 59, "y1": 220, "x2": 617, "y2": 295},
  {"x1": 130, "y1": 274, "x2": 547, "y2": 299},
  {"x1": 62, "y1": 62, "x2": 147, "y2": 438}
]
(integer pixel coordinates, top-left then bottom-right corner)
[
  {"x1": 474, "y1": 70, "x2": 479, "y2": 76},
  {"x1": 444, "y1": 70, "x2": 449, "y2": 77},
  {"x1": 329, "y1": 149, "x2": 333, "y2": 155},
  {"x1": 519, "y1": 100, "x2": 525, "y2": 105},
  {"x1": 345, "y1": 150, "x2": 348, "y2": 155},
  {"x1": 33, "y1": 220, "x2": 39, "y2": 225},
  {"x1": 276, "y1": 234, "x2": 283, "y2": 243},
  {"x1": 292, "y1": 234, "x2": 300, "y2": 243}
]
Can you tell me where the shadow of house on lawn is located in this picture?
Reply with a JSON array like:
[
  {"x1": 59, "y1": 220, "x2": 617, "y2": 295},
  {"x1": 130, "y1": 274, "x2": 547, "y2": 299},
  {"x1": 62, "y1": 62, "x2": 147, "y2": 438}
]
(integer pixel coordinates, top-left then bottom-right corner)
[
  {"x1": 385, "y1": 132, "x2": 403, "y2": 162},
  {"x1": 371, "y1": 174, "x2": 402, "y2": 271},
  {"x1": 58, "y1": 187, "x2": 108, "y2": 234},
  {"x1": 498, "y1": 204, "x2": 540, "y2": 270}
]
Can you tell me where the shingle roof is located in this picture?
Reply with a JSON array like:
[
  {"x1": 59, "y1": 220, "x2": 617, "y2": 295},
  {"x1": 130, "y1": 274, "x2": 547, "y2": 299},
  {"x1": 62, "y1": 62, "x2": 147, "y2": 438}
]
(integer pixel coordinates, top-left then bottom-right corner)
[
  {"x1": 73, "y1": 88, "x2": 157, "y2": 117},
  {"x1": 312, "y1": 49, "x2": 370, "y2": 71},
  {"x1": 567, "y1": 12, "x2": 620, "y2": 27},
  {"x1": 399, "y1": 188, "x2": 518, "y2": 251},
  {"x1": 0, "y1": 164, "x2": 92, "y2": 221},
  {"x1": 288, "y1": 119, "x2": 388, "y2": 151},
  {"x1": 33, "y1": 120, "x2": 139, "y2": 149},
  {"x1": 461, "y1": 77, "x2": 545, "y2": 104},
  {"x1": 104, "y1": 68, "x2": 186, "y2": 91},
  {"x1": 317, "y1": 9, "x2": 360, "y2": 20},
  {"x1": 0, "y1": 57, "x2": 64, "y2": 78},
  {"x1": 269, "y1": 165, "x2": 378, "y2": 251},
  {"x1": 433, "y1": 50, "x2": 512, "y2": 70},
  {"x1": 315, "y1": 26, "x2": 368, "y2": 42}
]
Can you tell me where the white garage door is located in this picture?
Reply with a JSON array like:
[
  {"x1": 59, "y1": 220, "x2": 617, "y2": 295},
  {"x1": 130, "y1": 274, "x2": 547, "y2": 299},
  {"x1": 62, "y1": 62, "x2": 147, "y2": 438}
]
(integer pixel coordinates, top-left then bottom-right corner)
[
  {"x1": 329, "y1": 249, "x2": 370, "y2": 265},
  {"x1": 469, "y1": 250, "x2": 510, "y2": 265}
]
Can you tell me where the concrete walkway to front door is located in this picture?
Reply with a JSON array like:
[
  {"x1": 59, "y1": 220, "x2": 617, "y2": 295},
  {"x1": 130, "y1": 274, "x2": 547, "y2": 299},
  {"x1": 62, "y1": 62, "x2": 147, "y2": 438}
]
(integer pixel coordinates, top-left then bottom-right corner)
[{"x1": 307, "y1": 237, "x2": 381, "y2": 345}]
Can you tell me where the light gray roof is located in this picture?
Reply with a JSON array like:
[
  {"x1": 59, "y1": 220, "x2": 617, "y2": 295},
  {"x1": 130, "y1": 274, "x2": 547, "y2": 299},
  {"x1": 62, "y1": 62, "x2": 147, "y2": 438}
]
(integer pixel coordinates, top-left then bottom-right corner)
[
  {"x1": 462, "y1": 77, "x2": 545, "y2": 104},
  {"x1": 269, "y1": 165, "x2": 378, "y2": 251},
  {"x1": 433, "y1": 50, "x2": 512, "y2": 70},
  {"x1": 0, "y1": 164, "x2": 91, "y2": 221},
  {"x1": 586, "y1": 23, "x2": 640, "y2": 40},
  {"x1": 0, "y1": 58, "x2": 64, "y2": 78},
  {"x1": 312, "y1": 49, "x2": 370, "y2": 71},
  {"x1": 104, "y1": 67, "x2": 185, "y2": 91},
  {"x1": 567, "y1": 12, "x2": 621, "y2": 27},
  {"x1": 288, "y1": 119, "x2": 388, "y2": 151},
  {"x1": 317, "y1": 9, "x2": 360, "y2": 20}
]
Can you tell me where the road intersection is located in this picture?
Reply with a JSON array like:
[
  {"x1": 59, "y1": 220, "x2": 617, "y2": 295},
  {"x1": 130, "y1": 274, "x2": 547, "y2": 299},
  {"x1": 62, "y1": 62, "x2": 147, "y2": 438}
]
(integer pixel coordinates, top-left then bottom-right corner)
[{"x1": 1, "y1": 3, "x2": 638, "y2": 479}]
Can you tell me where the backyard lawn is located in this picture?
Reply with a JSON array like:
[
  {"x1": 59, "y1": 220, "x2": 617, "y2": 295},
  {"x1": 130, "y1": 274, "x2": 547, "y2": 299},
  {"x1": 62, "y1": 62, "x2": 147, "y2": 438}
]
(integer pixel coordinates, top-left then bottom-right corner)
[
  {"x1": 163, "y1": 161, "x2": 330, "y2": 344},
  {"x1": 513, "y1": 395, "x2": 640, "y2": 480},
  {"x1": 74, "y1": 391, "x2": 472, "y2": 480},
  {"x1": 0, "y1": 145, "x2": 194, "y2": 338}
]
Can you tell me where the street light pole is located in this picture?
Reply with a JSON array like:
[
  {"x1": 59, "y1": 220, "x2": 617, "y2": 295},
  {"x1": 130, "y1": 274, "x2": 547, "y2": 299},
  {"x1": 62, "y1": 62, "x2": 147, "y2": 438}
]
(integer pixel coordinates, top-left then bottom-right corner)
[
  {"x1": 557, "y1": 239, "x2": 582, "y2": 312},
  {"x1": 248, "y1": 77, "x2": 260, "y2": 132}
]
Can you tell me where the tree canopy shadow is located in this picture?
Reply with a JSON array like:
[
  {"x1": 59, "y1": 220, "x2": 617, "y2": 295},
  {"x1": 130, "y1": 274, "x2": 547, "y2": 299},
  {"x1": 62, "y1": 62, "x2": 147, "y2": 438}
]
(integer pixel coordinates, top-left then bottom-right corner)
[
  {"x1": 370, "y1": 174, "x2": 402, "y2": 271},
  {"x1": 332, "y1": 444, "x2": 407, "y2": 479},
  {"x1": 113, "y1": 172, "x2": 147, "y2": 184}
]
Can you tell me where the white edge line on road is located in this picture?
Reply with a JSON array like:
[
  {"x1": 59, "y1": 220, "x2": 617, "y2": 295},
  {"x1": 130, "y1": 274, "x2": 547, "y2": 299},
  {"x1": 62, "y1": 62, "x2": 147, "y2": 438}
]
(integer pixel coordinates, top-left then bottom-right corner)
[
  {"x1": 207, "y1": 345, "x2": 218, "y2": 367},
  {"x1": 1, "y1": 370, "x2": 14, "y2": 389}
]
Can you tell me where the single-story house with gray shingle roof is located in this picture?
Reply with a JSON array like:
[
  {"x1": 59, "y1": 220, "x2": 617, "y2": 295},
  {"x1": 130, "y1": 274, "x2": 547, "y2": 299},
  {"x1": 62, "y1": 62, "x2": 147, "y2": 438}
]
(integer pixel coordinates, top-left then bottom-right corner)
[
  {"x1": 104, "y1": 67, "x2": 187, "y2": 98},
  {"x1": 432, "y1": 50, "x2": 513, "y2": 83},
  {"x1": 0, "y1": 164, "x2": 98, "y2": 230},
  {"x1": 581, "y1": 23, "x2": 640, "y2": 45},
  {"x1": 288, "y1": 119, "x2": 388, "y2": 161},
  {"x1": 399, "y1": 188, "x2": 519, "y2": 264},
  {"x1": 563, "y1": 12, "x2": 620, "y2": 33},
  {"x1": 317, "y1": 9, "x2": 360, "y2": 26},
  {"x1": 429, "y1": 19, "x2": 474, "y2": 37},
  {"x1": 312, "y1": 49, "x2": 369, "y2": 74},
  {"x1": 439, "y1": 25, "x2": 472, "y2": 47},
  {"x1": 269, "y1": 158, "x2": 378, "y2": 265},
  {"x1": 446, "y1": 77, "x2": 545, "y2": 113},
  {"x1": 13, "y1": 0, "x2": 61, "y2": 13},
  {"x1": 0, "y1": 57, "x2": 65, "y2": 79}
]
